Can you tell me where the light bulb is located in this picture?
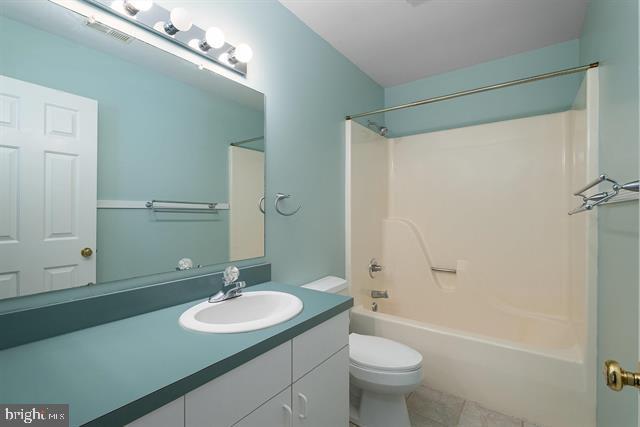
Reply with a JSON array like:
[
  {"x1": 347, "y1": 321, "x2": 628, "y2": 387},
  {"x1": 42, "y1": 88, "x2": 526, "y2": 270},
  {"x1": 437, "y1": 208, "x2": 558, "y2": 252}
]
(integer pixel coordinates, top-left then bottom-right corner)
[
  {"x1": 204, "y1": 27, "x2": 225, "y2": 49},
  {"x1": 120, "y1": 0, "x2": 152, "y2": 15},
  {"x1": 218, "y1": 52, "x2": 231, "y2": 64},
  {"x1": 110, "y1": 0, "x2": 126, "y2": 14},
  {"x1": 234, "y1": 43, "x2": 253, "y2": 63},
  {"x1": 128, "y1": 0, "x2": 152, "y2": 11},
  {"x1": 168, "y1": 7, "x2": 192, "y2": 31}
]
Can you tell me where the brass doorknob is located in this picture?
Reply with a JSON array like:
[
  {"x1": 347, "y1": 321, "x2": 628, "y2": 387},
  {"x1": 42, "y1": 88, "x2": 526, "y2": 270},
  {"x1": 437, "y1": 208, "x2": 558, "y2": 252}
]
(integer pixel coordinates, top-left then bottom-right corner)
[
  {"x1": 604, "y1": 360, "x2": 640, "y2": 391},
  {"x1": 80, "y1": 247, "x2": 93, "y2": 258}
]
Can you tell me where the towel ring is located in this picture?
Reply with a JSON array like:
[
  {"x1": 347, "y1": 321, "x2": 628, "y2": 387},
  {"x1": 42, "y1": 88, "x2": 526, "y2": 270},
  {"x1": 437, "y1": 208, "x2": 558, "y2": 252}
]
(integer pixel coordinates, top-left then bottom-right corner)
[
  {"x1": 258, "y1": 196, "x2": 265, "y2": 214},
  {"x1": 275, "y1": 193, "x2": 301, "y2": 216}
]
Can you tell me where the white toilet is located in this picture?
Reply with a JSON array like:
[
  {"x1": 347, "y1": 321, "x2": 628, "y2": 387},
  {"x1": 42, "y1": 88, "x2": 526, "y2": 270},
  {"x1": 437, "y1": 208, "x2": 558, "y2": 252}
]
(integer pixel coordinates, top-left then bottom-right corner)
[{"x1": 302, "y1": 276, "x2": 423, "y2": 427}]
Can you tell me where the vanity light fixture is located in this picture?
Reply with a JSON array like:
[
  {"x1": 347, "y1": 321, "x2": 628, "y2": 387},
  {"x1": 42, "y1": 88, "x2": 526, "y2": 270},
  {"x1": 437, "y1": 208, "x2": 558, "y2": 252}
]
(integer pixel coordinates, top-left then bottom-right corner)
[
  {"x1": 164, "y1": 7, "x2": 192, "y2": 35},
  {"x1": 84, "y1": 0, "x2": 252, "y2": 75}
]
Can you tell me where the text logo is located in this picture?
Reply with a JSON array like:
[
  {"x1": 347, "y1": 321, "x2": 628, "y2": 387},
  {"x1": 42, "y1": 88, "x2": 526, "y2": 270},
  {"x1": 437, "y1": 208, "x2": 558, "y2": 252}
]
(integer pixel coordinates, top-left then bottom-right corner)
[{"x1": 0, "y1": 405, "x2": 68, "y2": 426}]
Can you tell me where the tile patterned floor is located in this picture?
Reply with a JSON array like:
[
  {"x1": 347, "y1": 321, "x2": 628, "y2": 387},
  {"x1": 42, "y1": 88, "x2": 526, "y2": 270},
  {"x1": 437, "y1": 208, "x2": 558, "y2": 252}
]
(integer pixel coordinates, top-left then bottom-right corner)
[{"x1": 350, "y1": 384, "x2": 543, "y2": 427}]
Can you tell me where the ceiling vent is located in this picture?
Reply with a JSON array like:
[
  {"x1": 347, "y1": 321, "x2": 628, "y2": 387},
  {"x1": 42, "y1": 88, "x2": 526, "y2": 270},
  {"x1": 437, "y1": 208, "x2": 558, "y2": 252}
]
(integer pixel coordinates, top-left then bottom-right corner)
[
  {"x1": 405, "y1": 0, "x2": 430, "y2": 6},
  {"x1": 84, "y1": 19, "x2": 133, "y2": 44}
]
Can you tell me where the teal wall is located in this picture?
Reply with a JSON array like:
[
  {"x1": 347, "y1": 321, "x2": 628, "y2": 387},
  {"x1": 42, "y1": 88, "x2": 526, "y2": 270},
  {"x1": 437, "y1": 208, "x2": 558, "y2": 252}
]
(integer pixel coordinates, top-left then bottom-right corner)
[
  {"x1": 0, "y1": 15, "x2": 264, "y2": 283},
  {"x1": 156, "y1": 0, "x2": 384, "y2": 284},
  {"x1": 579, "y1": 0, "x2": 639, "y2": 425},
  {"x1": 382, "y1": 40, "x2": 582, "y2": 137}
]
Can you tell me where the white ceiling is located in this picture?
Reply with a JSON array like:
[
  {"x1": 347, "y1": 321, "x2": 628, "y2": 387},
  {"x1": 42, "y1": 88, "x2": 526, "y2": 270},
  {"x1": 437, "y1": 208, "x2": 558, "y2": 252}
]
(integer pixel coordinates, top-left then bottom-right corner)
[{"x1": 279, "y1": 0, "x2": 588, "y2": 87}]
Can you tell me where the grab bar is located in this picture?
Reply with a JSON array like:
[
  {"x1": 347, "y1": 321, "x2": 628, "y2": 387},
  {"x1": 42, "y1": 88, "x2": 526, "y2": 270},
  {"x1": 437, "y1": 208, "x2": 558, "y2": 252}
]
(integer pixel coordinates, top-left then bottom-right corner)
[{"x1": 431, "y1": 267, "x2": 457, "y2": 274}]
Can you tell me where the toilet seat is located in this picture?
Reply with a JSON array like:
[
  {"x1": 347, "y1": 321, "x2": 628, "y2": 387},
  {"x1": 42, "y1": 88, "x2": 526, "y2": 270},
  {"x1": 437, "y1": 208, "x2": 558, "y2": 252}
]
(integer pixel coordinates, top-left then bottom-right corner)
[{"x1": 349, "y1": 333, "x2": 423, "y2": 372}]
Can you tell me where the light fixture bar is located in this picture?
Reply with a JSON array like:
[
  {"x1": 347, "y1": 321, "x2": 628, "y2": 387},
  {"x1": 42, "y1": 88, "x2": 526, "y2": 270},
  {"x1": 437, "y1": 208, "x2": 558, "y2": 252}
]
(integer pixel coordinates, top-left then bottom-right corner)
[{"x1": 82, "y1": 0, "x2": 250, "y2": 75}]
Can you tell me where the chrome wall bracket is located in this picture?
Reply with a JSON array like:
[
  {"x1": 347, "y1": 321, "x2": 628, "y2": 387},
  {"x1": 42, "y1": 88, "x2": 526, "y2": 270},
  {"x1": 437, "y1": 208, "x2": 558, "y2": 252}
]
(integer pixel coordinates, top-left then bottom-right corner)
[{"x1": 569, "y1": 174, "x2": 639, "y2": 215}]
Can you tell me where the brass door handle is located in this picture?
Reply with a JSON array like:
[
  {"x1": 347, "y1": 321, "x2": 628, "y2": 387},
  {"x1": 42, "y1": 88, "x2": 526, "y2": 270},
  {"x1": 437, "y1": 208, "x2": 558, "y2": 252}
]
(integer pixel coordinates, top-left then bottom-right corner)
[
  {"x1": 80, "y1": 247, "x2": 93, "y2": 258},
  {"x1": 604, "y1": 360, "x2": 640, "y2": 391}
]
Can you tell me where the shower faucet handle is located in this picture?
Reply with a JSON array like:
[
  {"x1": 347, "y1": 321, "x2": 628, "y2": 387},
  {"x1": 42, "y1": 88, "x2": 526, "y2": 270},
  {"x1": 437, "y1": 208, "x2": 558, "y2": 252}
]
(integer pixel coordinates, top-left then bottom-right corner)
[{"x1": 368, "y1": 258, "x2": 383, "y2": 278}]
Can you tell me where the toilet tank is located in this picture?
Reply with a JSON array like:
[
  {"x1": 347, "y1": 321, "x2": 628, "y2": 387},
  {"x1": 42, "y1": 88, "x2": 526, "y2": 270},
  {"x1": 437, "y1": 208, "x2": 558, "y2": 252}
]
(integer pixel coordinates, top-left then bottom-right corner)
[{"x1": 302, "y1": 276, "x2": 349, "y2": 295}]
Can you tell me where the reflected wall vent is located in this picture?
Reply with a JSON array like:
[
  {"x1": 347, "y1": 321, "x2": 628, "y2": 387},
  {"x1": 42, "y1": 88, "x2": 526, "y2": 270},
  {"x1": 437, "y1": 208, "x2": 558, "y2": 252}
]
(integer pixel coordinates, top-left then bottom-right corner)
[{"x1": 85, "y1": 20, "x2": 133, "y2": 44}]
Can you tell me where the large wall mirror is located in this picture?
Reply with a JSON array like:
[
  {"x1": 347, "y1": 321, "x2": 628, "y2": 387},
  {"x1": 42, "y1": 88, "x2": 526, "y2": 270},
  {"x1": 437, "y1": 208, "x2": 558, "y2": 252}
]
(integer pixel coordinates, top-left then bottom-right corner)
[{"x1": 0, "y1": 2, "x2": 265, "y2": 301}]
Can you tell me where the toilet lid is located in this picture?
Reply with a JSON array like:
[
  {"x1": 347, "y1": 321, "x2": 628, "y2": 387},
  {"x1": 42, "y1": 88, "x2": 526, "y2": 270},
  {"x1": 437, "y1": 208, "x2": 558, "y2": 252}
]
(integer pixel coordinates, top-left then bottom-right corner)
[{"x1": 349, "y1": 333, "x2": 423, "y2": 372}]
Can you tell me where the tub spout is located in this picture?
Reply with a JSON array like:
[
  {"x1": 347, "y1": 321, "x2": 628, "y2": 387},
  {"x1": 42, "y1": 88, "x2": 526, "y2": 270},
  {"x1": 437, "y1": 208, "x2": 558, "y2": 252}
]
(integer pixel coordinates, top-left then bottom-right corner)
[{"x1": 371, "y1": 290, "x2": 389, "y2": 299}]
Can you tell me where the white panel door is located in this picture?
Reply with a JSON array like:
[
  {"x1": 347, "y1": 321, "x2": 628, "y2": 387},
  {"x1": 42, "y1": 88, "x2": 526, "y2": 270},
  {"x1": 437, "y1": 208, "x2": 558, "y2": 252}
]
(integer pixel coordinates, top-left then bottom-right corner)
[
  {"x1": 228, "y1": 145, "x2": 264, "y2": 261},
  {"x1": 0, "y1": 75, "x2": 97, "y2": 297}
]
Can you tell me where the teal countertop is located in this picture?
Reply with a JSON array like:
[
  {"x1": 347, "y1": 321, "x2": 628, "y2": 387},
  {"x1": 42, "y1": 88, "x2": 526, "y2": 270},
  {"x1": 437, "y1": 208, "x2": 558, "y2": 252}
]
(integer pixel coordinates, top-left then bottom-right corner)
[{"x1": 0, "y1": 282, "x2": 353, "y2": 426}]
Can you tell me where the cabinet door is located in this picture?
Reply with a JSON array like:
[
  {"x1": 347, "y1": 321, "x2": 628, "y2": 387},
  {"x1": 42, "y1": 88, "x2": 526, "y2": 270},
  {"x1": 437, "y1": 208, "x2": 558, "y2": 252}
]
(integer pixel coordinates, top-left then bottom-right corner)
[
  {"x1": 293, "y1": 312, "x2": 348, "y2": 381},
  {"x1": 186, "y1": 342, "x2": 291, "y2": 427},
  {"x1": 292, "y1": 346, "x2": 349, "y2": 427},
  {"x1": 233, "y1": 387, "x2": 292, "y2": 427},
  {"x1": 126, "y1": 397, "x2": 184, "y2": 427}
]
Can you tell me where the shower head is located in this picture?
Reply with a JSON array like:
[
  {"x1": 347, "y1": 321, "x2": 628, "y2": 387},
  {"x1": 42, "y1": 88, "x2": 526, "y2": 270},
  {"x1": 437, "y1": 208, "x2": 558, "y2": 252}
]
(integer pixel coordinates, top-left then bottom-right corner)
[{"x1": 366, "y1": 120, "x2": 389, "y2": 137}]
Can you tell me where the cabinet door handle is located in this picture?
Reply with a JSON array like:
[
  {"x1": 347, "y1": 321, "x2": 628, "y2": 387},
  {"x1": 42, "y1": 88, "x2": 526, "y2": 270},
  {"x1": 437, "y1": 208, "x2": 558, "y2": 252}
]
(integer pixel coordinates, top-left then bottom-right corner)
[
  {"x1": 297, "y1": 393, "x2": 308, "y2": 419},
  {"x1": 283, "y1": 404, "x2": 293, "y2": 427}
]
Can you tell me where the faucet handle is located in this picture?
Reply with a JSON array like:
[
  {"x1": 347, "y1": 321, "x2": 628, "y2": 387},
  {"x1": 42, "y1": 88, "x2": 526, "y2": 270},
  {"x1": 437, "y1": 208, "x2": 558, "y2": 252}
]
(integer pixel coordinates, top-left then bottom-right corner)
[
  {"x1": 223, "y1": 265, "x2": 240, "y2": 285},
  {"x1": 237, "y1": 281, "x2": 246, "y2": 289}
]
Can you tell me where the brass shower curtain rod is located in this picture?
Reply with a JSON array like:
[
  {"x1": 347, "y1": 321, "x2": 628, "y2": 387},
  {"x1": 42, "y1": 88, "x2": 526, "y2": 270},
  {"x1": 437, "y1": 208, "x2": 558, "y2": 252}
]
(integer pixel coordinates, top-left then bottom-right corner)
[{"x1": 345, "y1": 62, "x2": 599, "y2": 120}]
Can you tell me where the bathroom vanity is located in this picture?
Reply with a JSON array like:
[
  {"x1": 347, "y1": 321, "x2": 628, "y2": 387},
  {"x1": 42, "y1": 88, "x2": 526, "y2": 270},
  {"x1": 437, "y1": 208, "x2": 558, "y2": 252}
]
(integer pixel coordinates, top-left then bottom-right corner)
[
  {"x1": 131, "y1": 312, "x2": 348, "y2": 427},
  {"x1": 0, "y1": 282, "x2": 352, "y2": 426}
]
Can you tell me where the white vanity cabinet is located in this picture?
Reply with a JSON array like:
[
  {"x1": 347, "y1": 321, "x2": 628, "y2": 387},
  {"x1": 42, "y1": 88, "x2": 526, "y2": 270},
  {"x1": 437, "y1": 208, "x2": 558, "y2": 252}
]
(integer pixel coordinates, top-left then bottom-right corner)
[{"x1": 128, "y1": 312, "x2": 349, "y2": 427}]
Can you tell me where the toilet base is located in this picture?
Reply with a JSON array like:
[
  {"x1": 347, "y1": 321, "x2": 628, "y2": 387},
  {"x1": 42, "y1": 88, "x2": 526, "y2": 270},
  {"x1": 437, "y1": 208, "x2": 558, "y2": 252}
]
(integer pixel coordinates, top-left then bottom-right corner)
[{"x1": 353, "y1": 389, "x2": 410, "y2": 427}]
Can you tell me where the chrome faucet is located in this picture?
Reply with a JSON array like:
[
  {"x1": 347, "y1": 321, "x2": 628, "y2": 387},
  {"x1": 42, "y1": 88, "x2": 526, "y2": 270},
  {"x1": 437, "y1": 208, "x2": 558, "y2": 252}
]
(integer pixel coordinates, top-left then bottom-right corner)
[
  {"x1": 209, "y1": 266, "x2": 246, "y2": 303},
  {"x1": 368, "y1": 258, "x2": 384, "y2": 278}
]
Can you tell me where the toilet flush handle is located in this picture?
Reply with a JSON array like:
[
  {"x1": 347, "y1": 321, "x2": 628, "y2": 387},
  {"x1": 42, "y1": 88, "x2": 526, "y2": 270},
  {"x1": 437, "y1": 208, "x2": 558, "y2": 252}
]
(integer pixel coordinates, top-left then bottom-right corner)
[{"x1": 298, "y1": 393, "x2": 308, "y2": 419}]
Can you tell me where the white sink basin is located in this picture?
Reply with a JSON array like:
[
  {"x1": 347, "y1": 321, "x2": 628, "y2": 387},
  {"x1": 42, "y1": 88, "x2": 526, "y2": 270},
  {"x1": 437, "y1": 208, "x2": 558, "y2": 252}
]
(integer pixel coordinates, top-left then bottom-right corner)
[{"x1": 179, "y1": 291, "x2": 303, "y2": 333}]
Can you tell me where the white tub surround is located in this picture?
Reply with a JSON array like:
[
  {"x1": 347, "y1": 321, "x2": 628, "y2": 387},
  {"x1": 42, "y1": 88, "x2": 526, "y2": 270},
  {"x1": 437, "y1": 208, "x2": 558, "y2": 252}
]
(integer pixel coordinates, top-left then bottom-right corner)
[{"x1": 345, "y1": 70, "x2": 599, "y2": 427}]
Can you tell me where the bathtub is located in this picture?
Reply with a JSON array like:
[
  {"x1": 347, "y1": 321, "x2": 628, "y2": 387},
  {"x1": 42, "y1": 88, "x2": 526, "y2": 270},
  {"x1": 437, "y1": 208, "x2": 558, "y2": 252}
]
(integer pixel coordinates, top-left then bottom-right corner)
[
  {"x1": 346, "y1": 72, "x2": 599, "y2": 427},
  {"x1": 349, "y1": 305, "x2": 594, "y2": 427}
]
